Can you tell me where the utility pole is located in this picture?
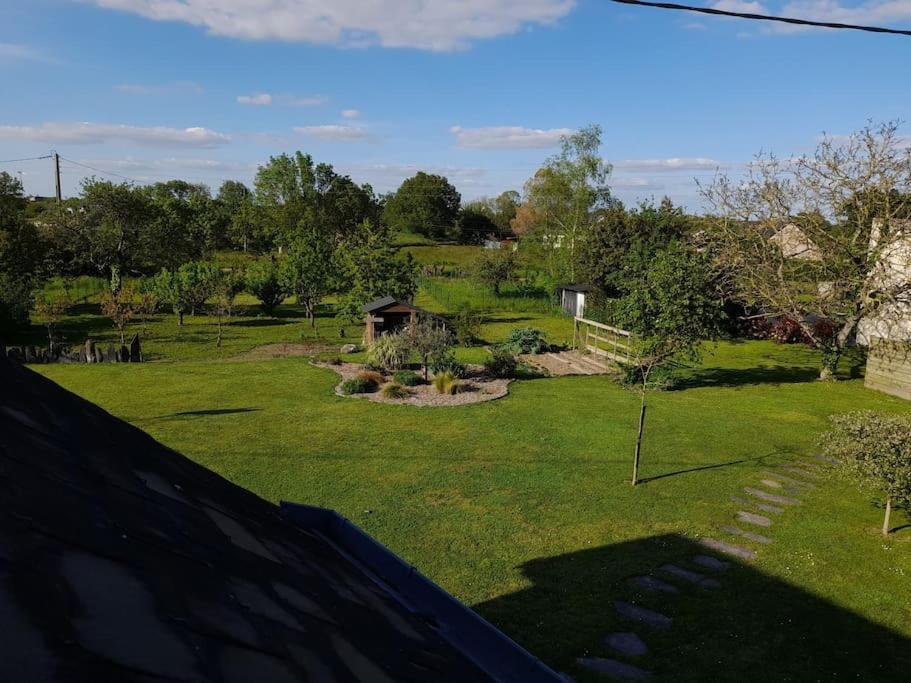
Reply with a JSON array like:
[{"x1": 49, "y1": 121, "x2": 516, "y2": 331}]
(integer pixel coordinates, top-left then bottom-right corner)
[{"x1": 54, "y1": 152, "x2": 62, "y2": 203}]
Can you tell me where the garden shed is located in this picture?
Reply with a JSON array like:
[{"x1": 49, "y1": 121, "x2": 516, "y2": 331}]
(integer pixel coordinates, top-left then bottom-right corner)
[
  {"x1": 557, "y1": 284, "x2": 591, "y2": 317},
  {"x1": 363, "y1": 296, "x2": 422, "y2": 345}
]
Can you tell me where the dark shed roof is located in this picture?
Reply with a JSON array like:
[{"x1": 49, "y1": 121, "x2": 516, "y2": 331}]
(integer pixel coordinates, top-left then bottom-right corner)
[
  {"x1": 362, "y1": 296, "x2": 422, "y2": 313},
  {"x1": 0, "y1": 356, "x2": 559, "y2": 683},
  {"x1": 557, "y1": 284, "x2": 592, "y2": 293}
]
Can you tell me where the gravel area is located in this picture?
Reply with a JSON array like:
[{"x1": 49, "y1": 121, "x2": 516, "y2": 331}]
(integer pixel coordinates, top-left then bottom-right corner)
[{"x1": 317, "y1": 362, "x2": 511, "y2": 407}]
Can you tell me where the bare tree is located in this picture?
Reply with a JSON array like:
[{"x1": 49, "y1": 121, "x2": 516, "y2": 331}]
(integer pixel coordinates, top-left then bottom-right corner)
[{"x1": 702, "y1": 121, "x2": 911, "y2": 379}]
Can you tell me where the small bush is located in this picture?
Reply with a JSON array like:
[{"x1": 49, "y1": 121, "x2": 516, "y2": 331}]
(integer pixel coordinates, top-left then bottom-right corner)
[
  {"x1": 393, "y1": 370, "x2": 423, "y2": 386},
  {"x1": 341, "y1": 378, "x2": 376, "y2": 394},
  {"x1": 368, "y1": 331, "x2": 412, "y2": 370},
  {"x1": 356, "y1": 370, "x2": 384, "y2": 385},
  {"x1": 381, "y1": 383, "x2": 411, "y2": 399},
  {"x1": 502, "y1": 327, "x2": 548, "y2": 354},
  {"x1": 443, "y1": 379, "x2": 467, "y2": 395},
  {"x1": 451, "y1": 304, "x2": 483, "y2": 346},
  {"x1": 429, "y1": 351, "x2": 467, "y2": 378},
  {"x1": 433, "y1": 370, "x2": 457, "y2": 394},
  {"x1": 484, "y1": 347, "x2": 518, "y2": 378}
]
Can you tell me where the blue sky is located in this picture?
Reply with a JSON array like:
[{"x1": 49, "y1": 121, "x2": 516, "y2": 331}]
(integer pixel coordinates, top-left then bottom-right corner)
[{"x1": 1, "y1": 0, "x2": 909, "y2": 210}]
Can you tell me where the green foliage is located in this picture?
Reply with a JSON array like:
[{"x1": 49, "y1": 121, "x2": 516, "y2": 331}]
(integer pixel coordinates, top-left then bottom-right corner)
[
  {"x1": 0, "y1": 172, "x2": 41, "y2": 334},
  {"x1": 408, "y1": 317, "x2": 454, "y2": 379},
  {"x1": 432, "y1": 370, "x2": 461, "y2": 394},
  {"x1": 821, "y1": 411, "x2": 911, "y2": 533},
  {"x1": 245, "y1": 259, "x2": 286, "y2": 314},
  {"x1": 381, "y1": 382, "x2": 411, "y2": 399},
  {"x1": 457, "y1": 208, "x2": 496, "y2": 245},
  {"x1": 472, "y1": 249, "x2": 518, "y2": 295},
  {"x1": 151, "y1": 261, "x2": 220, "y2": 325},
  {"x1": 280, "y1": 225, "x2": 335, "y2": 325},
  {"x1": 450, "y1": 304, "x2": 483, "y2": 345},
  {"x1": 341, "y1": 377, "x2": 375, "y2": 394},
  {"x1": 336, "y1": 221, "x2": 419, "y2": 322},
  {"x1": 384, "y1": 172, "x2": 461, "y2": 240},
  {"x1": 484, "y1": 347, "x2": 518, "y2": 378},
  {"x1": 428, "y1": 350, "x2": 467, "y2": 378},
  {"x1": 502, "y1": 327, "x2": 548, "y2": 354},
  {"x1": 392, "y1": 369, "x2": 423, "y2": 386},
  {"x1": 367, "y1": 332, "x2": 412, "y2": 371}
]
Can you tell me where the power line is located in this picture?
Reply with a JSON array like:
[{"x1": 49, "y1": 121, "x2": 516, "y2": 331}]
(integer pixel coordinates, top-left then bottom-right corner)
[
  {"x1": 608, "y1": 0, "x2": 911, "y2": 36},
  {"x1": 0, "y1": 154, "x2": 53, "y2": 164},
  {"x1": 59, "y1": 156, "x2": 139, "y2": 183}
]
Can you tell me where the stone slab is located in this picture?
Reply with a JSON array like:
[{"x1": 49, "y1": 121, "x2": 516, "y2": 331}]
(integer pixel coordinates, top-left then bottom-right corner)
[
  {"x1": 691, "y1": 555, "x2": 730, "y2": 572},
  {"x1": 781, "y1": 466, "x2": 821, "y2": 480},
  {"x1": 659, "y1": 563, "x2": 721, "y2": 590},
  {"x1": 760, "y1": 478, "x2": 783, "y2": 489},
  {"x1": 757, "y1": 503, "x2": 784, "y2": 514},
  {"x1": 744, "y1": 487, "x2": 801, "y2": 506},
  {"x1": 698, "y1": 538, "x2": 756, "y2": 560},
  {"x1": 629, "y1": 575, "x2": 679, "y2": 594},
  {"x1": 605, "y1": 632, "x2": 648, "y2": 658},
  {"x1": 614, "y1": 601, "x2": 672, "y2": 630},
  {"x1": 762, "y1": 471, "x2": 816, "y2": 489},
  {"x1": 578, "y1": 657, "x2": 651, "y2": 680},
  {"x1": 736, "y1": 511, "x2": 772, "y2": 528}
]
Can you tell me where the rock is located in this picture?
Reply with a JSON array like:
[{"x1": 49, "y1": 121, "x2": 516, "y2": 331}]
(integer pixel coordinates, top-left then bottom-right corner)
[
  {"x1": 24, "y1": 346, "x2": 37, "y2": 363},
  {"x1": 85, "y1": 339, "x2": 96, "y2": 364},
  {"x1": 659, "y1": 564, "x2": 720, "y2": 589},
  {"x1": 340, "y1": 343, "x2": 358, "y2": 354},
  {"x1": 781, "y1": 466, "x2": 821, "y2": 480},
  {"x1": 94, "y1": 345, "x2": 104, "y2": 363},
  {"x1": 7, "y1": 347, "x2": 23, "y2": 363},
  {"x1": 756, "y1": 503, "x2": 784, "y2": 514},
  {"x1": 698, "y1": 538, "x2": 756, "y2": 560},
  {"x1": 736, "y1": 511, "x2": 772, "y2": 527},
  {"x1": 605, "y1": 632, "x2": 649, "y2": 658},
  {"x1": 762, "y1": 471, "x2": 816, "y2": 489},
  {"x1": 629, "y1": 575, "x2": 679, "y2": 594},
  {"x1": 578, "y1": 657, "x2": 651, "y2": 680},
  {"x1": 760, "y1": 478, "x2": 782, "y2": 489},
  {"x1": 614, "y1": 601, "x2": 672, "y2": 630},
  {"x1": 119, "y1": 345, "x2": 130, "y2": 363},
  {"x1": 106, "y1": 344, "x2": 117, "y2": 363},
  {"x1": 129, "y1": 334, "x2": 142, "y2": 362}
]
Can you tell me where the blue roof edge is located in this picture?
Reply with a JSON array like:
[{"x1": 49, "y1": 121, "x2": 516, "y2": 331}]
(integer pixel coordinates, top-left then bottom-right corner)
[{"x1": 280, "y1": 502, "x2": 563, "y2": 683}]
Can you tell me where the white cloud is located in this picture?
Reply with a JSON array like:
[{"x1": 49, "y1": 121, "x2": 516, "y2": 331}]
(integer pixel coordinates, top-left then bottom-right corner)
[
  {"x1": 613, "y1": 157, "x2": 723, "y2": 172},
  {"x1": 237, "y1": 93, "x2": 326, "y2": 106},
  {"x1": 450, "y1": 125, "x2": 573, "y2": 149},
  {"x1": 88, "y1": 0, "x2": 576, "y2": 51},
  {"x1": 0, "y1": 42, "x2": 47, "y2": 62},
  {"x1": 115, "y1": 81, "x2": 204, "y2": 95},
  {"x1": 85, "y1": 157, "x2": 256, "y2": 173},
  {"x1": 0, "y1": 122, "x2": 231, "y2": 148},
  {"x1": 341, "y1": 109, "x2": 361, "y2": 119},
  {"x1": 706, "y1": 1, "x2": 911, "y2": 35},
  {"x1": 710, "y1": 0, "x2": 769, "y2": 13},
  {"x1": 293, "y1": 124, "x2": 372, "y2": 141},
  {"x1": 237, "y1": 93, "x2": 273, "y2": 106},
  {"x1": 611, "y1": 176, "x2": 660, "y2": 189}
]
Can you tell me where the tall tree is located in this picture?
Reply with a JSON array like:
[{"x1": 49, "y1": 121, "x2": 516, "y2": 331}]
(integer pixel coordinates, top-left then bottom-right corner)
[
  {"x1": 383, "y1": 172, "x2": 461, "y2": 239},
  {"x1": 0, "y1": 172, "x2": 43, "y2": 333},
  {"x1": 702, "y1": 121, "x2": 911, "y2": 379},
  {"x1": 280, "y1": 225, "x2": 335, "y2": 327},
  {"x1": 515, "y1": 125, "x2": 612, "y2": 283}
]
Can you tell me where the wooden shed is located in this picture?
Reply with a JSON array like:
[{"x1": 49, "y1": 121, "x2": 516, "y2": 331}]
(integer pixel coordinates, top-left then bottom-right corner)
[
  {"x1": 363, "y1": 297, "x2": 421, "y2": 345},
  {"x1": 557, "y1": 284, "x2": 591, "y2": 318}
]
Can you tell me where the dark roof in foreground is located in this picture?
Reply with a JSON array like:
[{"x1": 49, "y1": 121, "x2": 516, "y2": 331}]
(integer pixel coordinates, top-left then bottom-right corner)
[
  {"x1": 362, "y1": 296, "x2": 421, "y2": 313},
  {"x1": 0, "y1": 356, "x2": 560, "y2": 682}
]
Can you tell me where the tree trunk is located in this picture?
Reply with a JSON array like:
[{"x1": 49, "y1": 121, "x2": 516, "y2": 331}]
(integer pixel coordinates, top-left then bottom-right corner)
[
  {"x1": 819, "y1": 314, "x2": 862, "y2": 380},
  {"x1": 178, "y1": 311, "x2": 184, "y2": 327},
  {"x1": 632, "y1": 395, "x2": 646, "y2": 486},
  {"x1": 120, "y1": 328, "x2": 125, "y2": 345},
  {"x1": 883, "y1": 496, "x2": 892, "y2": 536}
]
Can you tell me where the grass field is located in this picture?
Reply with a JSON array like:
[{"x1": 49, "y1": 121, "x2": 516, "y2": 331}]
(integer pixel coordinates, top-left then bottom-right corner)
[{"x1": 18, "y1": 245, "x2": 911, "y2": 679}]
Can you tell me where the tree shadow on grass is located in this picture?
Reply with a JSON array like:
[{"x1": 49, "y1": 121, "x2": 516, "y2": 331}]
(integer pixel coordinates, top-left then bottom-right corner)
[
  {"x1": 636, "y1": 453, "x2": 776, "y2": 485},
  {"x1": 229, "y1": 318, "x2": 296, "y2": 327},
  {"x1": 673, "y1": 365, "x2": 821, "y2": 390},
  {"x1": 141, "y1": 408, "x2": 261, "y2": 422},
  {"x1": 474, "y1": 534, "x2": 911, "y2": 681}
]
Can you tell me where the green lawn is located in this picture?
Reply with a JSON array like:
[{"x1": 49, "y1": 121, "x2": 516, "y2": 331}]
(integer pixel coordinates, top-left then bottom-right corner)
[{"x1": 31, "y1": 338, "x2": 911, "y2": 680}]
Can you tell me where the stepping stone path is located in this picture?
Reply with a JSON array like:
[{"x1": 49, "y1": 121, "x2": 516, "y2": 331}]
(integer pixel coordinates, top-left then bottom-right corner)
[
  {"x1": 578, "y1": 657, "x2": 651, "y2": 680},
  {"x1": 659, "y1": 563, "x2": 721, "y2": 589},
  {"x1": 692, "y1": 555, "x2": 730, "y2": 571},
  {"x1": 744, "y1": 487, "x2": 802, "y2": 506},
  {"x1": 756, "y1": 503, "x2": 784, "y2": 514},
  {"x1": 736, "y1": 510, "x2": 772, "y2": 527},
  {"x1": 760, "y1": 478, "x2": 783, "y2": 489},
  {"x1": 629, "y1": 575, "x2": 679, "y2": 594},
  {"x1": 698, "y1": 537, "x2": 756, "y2": 560},
  {"x1": 781, "y1": 466, "x2": 821, "y2": 480},
  {"x1": 605, "y1": 632, "x2": 648, "y2": 657},
  {"x1": 614, "y1": 601, "x2": 673, "y2": 630},
  {"x1": 722, "y1": 525, "x2": 773, "y2": 545}
]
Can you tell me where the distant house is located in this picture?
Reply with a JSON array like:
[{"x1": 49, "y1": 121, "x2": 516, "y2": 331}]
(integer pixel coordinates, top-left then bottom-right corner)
[
  {"x1": 483, "y1": 237, "x2": 518, "y2": 251},
  {"x1": 0, "y1": 353, "x2": 563, "y2": 682},
  {"x1": 557, "y1": 284, "x2": 591, "y2": 318}
]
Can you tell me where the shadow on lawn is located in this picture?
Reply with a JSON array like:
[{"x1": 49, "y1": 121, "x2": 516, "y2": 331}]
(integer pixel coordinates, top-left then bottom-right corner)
[
  {"x1": 474, "y1": 534, "x2": 911, "y2": 681},
  {"x1": 142, "y1": 408, "x2": 261, "y2": 421},
  {"x1": 674, "y1": 365, "x2": 822, "y2": 389},
  {"x1": 636, "y1": 453, "x2": 774, "y2": 485}
]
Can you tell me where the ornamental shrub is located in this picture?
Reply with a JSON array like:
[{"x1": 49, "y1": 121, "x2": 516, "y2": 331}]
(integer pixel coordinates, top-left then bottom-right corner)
[
  {"x1": 483, "y1": 346, "x2": 518, "y2": 378},
  {"x1": 393, "y1": 370, "x2": 423, "y2": 386},
  {"x1": 356, "y1": 370, "x2": 384, "y2": 385},
  {"x1": 341, "y1": 378, "x2": 375, "y2": 394},
  {"x1": 368, "y1": 331, "x2": 412, "y2": 371},
  {"x1": 502, "y1": 327, "x2": 548, "y2": 354},
  {"x1": 381, "y1": 383, "x2": 410, "y2": 399}
]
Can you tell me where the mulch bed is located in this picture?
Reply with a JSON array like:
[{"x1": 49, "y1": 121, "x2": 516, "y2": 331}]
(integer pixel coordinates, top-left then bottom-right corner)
[{"x1": 317, "y1": 362, "x2": 511, "y2": 407}]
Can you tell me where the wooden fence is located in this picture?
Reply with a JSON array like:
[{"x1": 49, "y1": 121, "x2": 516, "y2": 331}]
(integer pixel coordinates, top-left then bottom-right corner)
[
  {"x1": 573, "y1": 317, "x2": 637, "y2": 366},
  {"x1": 865, "y1": 340, "x2": 911, "y2": 400}
]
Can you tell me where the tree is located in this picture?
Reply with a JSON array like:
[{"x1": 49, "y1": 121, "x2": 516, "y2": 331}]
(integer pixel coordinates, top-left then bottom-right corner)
[
  {"x1": 336, "y1": 221, "x2": 419, "y2": 322},
  {"x1": 211, "y1": 270, "x2": 245, "y2": 347},
  {"x1": 472, "y1": 249, "x2": 517, "y2": 295},
  {"x1": 462, "y1": 190, "x2": 520, "y2": 239},
  {"x1": 614, "y1": 243, "x2": 724, "y2": 485},
  {"x1": 245, "y1": 258, "x2": 287, "y2": 314},
  {"x1": 515, "y1": 125, "x2": 612, "y2": 282},
  {"x1": 0, "y1": 172, "x2": 43, "y2": 334},
  {"x1": 821, "y1": 411, "x2": 911, "y2": 536},
  {"x1": 100, "y1": 287, "x2": 136, "y2": 344},
  {"x1": 383, "y1": 172, "x2": 461, "y2": 239},
  {"x1": 702, "y1": 121, "x2": 911, "y2": 380},
  {"x1": 33, "y1": 296, "x2": 69, "y2": 352},
  {"x1": 280, "y1": 226, "x2": 335, "y2": 327},
  {"x1": 457, "y1": 207, "x2": 497, "y2": 245},
  {"x1": 151, "y1": 261, "x2": 219, "y2": 326},
  {"x1": 407, "y1": 316, "x2": 454, "y2": 380}
]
